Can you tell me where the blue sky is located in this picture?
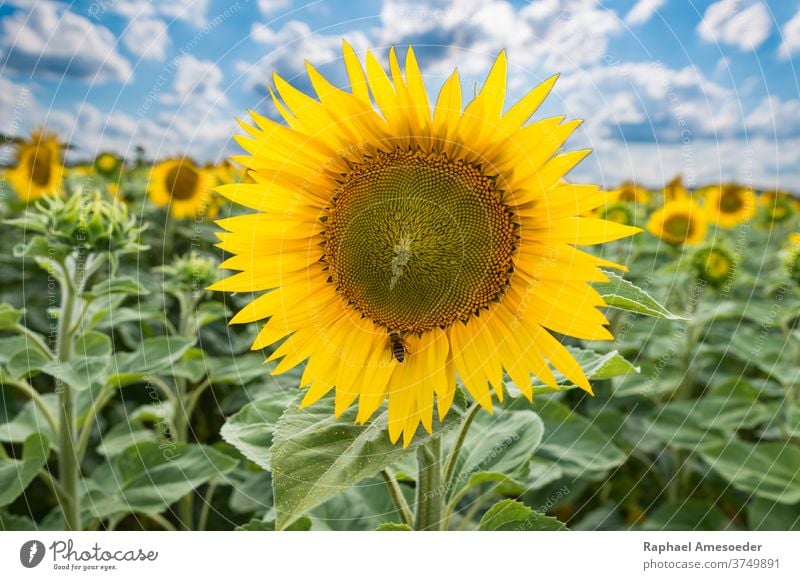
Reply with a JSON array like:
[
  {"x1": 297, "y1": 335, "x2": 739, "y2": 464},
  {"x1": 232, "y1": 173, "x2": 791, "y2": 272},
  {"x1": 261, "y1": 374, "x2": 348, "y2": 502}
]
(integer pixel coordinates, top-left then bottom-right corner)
[{"x1": 1, "y1": 0, "x2": 799, "y2": 189}]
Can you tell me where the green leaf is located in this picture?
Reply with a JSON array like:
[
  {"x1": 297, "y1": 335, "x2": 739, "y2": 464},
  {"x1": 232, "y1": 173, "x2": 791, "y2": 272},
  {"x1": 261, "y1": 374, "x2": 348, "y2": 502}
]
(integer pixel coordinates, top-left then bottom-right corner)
[
  {"x1": 271, "y1": 391, "x2": 467, "y2": 530},
  {"x1": 108, "y1": 336, "x2": 196, "y2": 386},
  {"x1": 41, "y1": 356, "x2": 109, "y2": 391},
  {"x1": 376, "y1": 522, "x2": 413, "y2": 530},
  {"x1": 194, "y1": 302, "x2": 229, "y2": 328},
  {"x1": 0, "y1": 394, "x2": 58, "y2": 447},
  {"x1": 594, "y1": 272, "x2": 686, "y2": 320},
  {"x1": 644, "y1": 406, "x2": 728, "y2": 451},
  {"x1": 95, "y1": 421, "x2": 159, "y2": 457},
  {"x1": 220, "y1": 388, "x2": 296, "y2": 471},
  {"x1": 236, "y1": 519, "x2": 274, "y2": 531},
  {"x1": 209, "y1": 353, "x2": 271, "y2": 385},
  {"x1": 450, "y1": 409, "x2": 543, "y2": 499},
  {"x1": 0, "y1": 509, "x2": 36, "y2": 530},
  {"x1": 700, "y1": 440, "x2": 800, "y2": 504},
  {"x1": 533, "y1": 400, "x2": 627, "y2": 478},
  {"x1": 83, "y1": 442, "x2": 238, "y2": 518},
  {"x1": 74, "y1": 332, "x2": 112, "y2": 358},
  {"x1": 83, "y1": 276, "x2": 149, "y2": 298},
  {"x1": 0, "y1": 304, "x2": 24, "y2": 330},
  {"x1": 5, "y1": 344, "x2": 50, "y2": 379},
  {"x1": 641, "y1": 500, "x2": 732, "y2": 531},
  {"x1": 478, "y1": 499, "x2": 566, "y2": 531},
  {"x1": 0, "y1": 432, "x2": 50, "y2": 506},
  {"x1": 748, "y1": 497, "x2": 800, "y2": 530}
]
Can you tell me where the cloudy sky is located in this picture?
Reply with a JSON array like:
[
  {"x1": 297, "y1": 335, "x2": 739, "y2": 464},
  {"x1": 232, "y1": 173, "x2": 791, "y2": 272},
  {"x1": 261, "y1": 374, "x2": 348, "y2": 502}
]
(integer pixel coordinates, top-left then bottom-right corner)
[{"x1": 0, "y1": 0, "x2": 798, "y2": 190}]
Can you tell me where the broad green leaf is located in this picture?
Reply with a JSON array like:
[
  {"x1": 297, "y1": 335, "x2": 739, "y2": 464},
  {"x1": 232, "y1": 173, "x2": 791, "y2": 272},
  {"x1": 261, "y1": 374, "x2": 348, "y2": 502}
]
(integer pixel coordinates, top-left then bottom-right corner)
[
  {"x1": 271, "y1": 392, "x2": 467, "y2": 530},
  {"x1": 0, "y1": 304, "x2": 24, "y2": 330},
  {"x1": 449, "y1": 409, "x2": 543, "y2": 499},
  {"x1": 594, "y1": 271, "x2": 686, "y2": 320},
  {"x1": 220, "y1": 388, "x2": 296, "y2": 471},
  {"x1": 0, "y1": 432, "x2": 50, "y2": 506},
  {"x1": 194, "y1": 302, "x2": 229, "y2": 328},
  {"x1": 95, "y1": 421, "x2": 159, "y2": 457},
  {"x1": 0, "y1": 509, "x2": 36, "y2": 531},
  {"x1": 41, "y1": 356, "x2": 109, "y2": 391},
  {"x1": 533, "y1": 399, "x2": 627, "y2": 478},
  {"x1": 210, "y1": 353, "x2": 271, "y2": 385},
  {"x1": 83, "y1": 442, "x2": 238, "y2": 518},
  {"x1": 74, "y1": 331, "x2": 112, "y2": 358},
  {"x1": 309, "y1": 477, "x2": 403, "y2": 531},
  {"x1": 83, "y1": 276, "x2": 149, "y2": 298},
  {"x1": 748, "y1": 497, "x2": 800, "y2": 530},
  {"x1": 6, "y1": 344, "x2": 50, "y2": 379},
  {"x1": 641, "y1": 500, "x2": 732, "y2": 531},
  {"x1": 0, "y1": 394, "x2": 58, "y2": 447},
  {"x1": 478, "y1": 499, "x2": 566, "y2": 531},
  {"x1": 644, "y1": 406, "x2": 727, "y2": 451},
  {"x1": 376, "y1": 522, "x2": 413, "y2": 530},
  {"x1": 700, "y1": 440, "x2": 800, "y2": 504},
  {"x1": 108, "y1": 336, "x2": 195, "y2": 386},
  {"x1": 236, "y1": 519, "x2": 273, "y2": 531}
]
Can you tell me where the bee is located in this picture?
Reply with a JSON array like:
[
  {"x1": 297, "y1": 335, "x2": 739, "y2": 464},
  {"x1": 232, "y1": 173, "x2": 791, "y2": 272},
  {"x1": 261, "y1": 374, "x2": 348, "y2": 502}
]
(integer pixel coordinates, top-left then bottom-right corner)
[{"x1": 388, "y1": 331, "x2": 409, "y2": 363}]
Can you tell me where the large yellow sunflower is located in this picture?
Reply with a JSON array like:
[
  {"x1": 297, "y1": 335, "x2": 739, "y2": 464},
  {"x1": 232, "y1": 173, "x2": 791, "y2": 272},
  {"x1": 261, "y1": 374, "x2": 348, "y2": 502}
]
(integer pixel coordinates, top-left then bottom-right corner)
[
  {"x1": 705, "y1": 183, "x2": 756, "y2": 228},
  {"x1": 213, "y1": 44, "x2": 640, "y2": 446},
  {"x1": 647, "y1": 198, "x2": 708, "y2": 245},
  {"x1": 7, "y1": 129, "x2": 64, "y2": 201},
  {"x1": 148, "y1": 158, "x2": 216, "y2": 219}
]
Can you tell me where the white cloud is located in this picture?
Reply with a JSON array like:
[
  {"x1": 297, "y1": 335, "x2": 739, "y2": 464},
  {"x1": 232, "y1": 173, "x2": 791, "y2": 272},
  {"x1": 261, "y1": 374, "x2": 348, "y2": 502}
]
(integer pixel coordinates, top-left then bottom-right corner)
[
  {"x1": 258, "y1": 0, "x2": 292, "y2": 15},
  {"x1": 160, "y1": 55, "x2": 229, "y2": 112},
  {"x1": 245, "y1": 20, "x2": 369, "y2": 89},
  {"x1": 0, "y1": 2, "x2": 132, "y2": 82},
  {"x1": 624, "y1": 0, "x2": 665, "y2": 27},
  {"x1": 697, "y1": 0, "x2": 772, "y2": 51},
  {"x1": 121, "y1": 18, "x2": 169, "y2": 61},
  {"x1": 745, "y1": 96, "x2": 800, "y2": 138},
  {"x1": 777, "y1": 9, "x2": 800, "y2": 60},
  {"x1": 111, "y1": 0, "x2": 211, "y2": 27}
]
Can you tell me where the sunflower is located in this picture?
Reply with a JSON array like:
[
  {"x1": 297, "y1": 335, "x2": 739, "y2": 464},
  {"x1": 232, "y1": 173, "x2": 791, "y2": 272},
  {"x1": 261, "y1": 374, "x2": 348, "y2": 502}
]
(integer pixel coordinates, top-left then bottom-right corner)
[
  {"x1": 691, "y1": 244, "x2": 736, "y2": 288},
  {"x1": 705, "y1": 183, "x2": 756, "y2": 228},
  {"x1": 94, "y1": 151, "x2": 123, "y2": 178},
  {"x1": 212, "y1": 43, "x2": 639, "y2": 446},
  {"x1": 662, "y1": 175, "x2": 689, "y2": 202},
  {"x1": 148, "y1": 158, "x2": 216, "y2": 219},
  {"x1": 610, "y1": 181, "x2": 650, "y2": 205},
  {"x1": 759, "y1": 190, "x2": 796, "y2": 226},
  {"x1": 7, "y1": 129, "x2": 64, "y2": 201},
  {"x1": 599, "y1": 202, "x2": 634, "y2": 226},
  {"x1": 647, "y1": 198, "x2": 707, "y2": 245}
]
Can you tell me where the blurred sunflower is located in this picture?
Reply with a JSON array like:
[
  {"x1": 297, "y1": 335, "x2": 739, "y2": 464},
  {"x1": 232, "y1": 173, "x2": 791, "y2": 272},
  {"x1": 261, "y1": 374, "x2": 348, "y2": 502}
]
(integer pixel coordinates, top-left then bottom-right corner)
[
  {"x1": 610, "y1": 181, "x2": 650, "y2": 205},
  {"x1": 662, "y1": 176, "x2": 689, "y2": 202},
  {"x1": 647, "y1": 198, "x2": 707, "y2": 245},
  {"x1": 148, "y1": 158, "x2": 216, "y2": 219},
  {"x1": 705, "y1": 183, "x2": 756, "y2": 228},
  {"x1": 758, "y1": 190, "x2": 796, "y2": 226},
  {"x1": 7, "y1": 129, "x2": 64, "y2": 201},
  {"x1": 692, "y1": 245, "x2": 736, "y2": 288},
  {"x1": 213, "y1": 43, "x2": 639, "y2": 445},
  {"x1": 599, "y1": 201, "x2": 634, "y2": 226},
  {"x1": 94, "y1": 151, "x2": 123, "y2": 178}
]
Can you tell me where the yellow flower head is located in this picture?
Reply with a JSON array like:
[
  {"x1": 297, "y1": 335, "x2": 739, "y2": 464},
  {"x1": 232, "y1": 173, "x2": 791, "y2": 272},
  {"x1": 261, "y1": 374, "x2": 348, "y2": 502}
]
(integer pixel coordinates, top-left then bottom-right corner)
[
  {"x1": 705, "y1": 183, "x2": 756, "y2": 228},
  {"x1": 647, "y1": 198, "x2": 708, "y2": 245},
  {"x1": 691, "y1": 245, "x2": 736, "y2": 288},
  {"x1": 789, "y1": 232, "x2": 800, "y2": 246},
  {"x1": 759, "y1": 190, "x2": 797, "y2": 225},
  {"x1": 148, "y1": 158, "x2": 217, "y2": 220},
  {"x1": 600, "y1": 201, "x2": 635, "y2": 226},
  {"x1": 212, "y1": 44, "x2": 640, "y2": 446},
  {"x1": 94, "y1": 151, "x2": 123, "y2": 177},
  {"x1": 662, "y1": 175, "x2": 689, "y2": 202},
  {"x1": 7, "y1": 129, "x2": 64, "y2": 201},
  {"x1": 610, "y1": 181, "x2": 650, "y2": 205}
]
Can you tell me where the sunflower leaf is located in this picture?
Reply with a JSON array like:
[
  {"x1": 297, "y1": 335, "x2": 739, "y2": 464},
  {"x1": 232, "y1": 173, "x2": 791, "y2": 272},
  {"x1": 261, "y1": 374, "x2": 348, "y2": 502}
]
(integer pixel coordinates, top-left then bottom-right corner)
[
  {"x1": 594, "y1": 271, "x2": 686, "y2": 320},
  {"x1": 478, "y1": 498, "x2": 566, "y2": 531},
  {"x1": 271, "y1": 390, "x2": 468, "y2": 530},
  {"x1": 0, "y1": 432, "x2": 50, "y2": 507}
]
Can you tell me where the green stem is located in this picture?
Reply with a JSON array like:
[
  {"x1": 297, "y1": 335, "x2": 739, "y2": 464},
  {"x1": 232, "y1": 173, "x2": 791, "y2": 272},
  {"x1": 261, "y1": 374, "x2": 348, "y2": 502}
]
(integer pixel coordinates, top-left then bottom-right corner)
[
  {"x1": 414, "y1": 436, "x2": 443, "y2": 531},
  {"x1": 381, "y1": 469, "x2": 413, "y2": 527},
  {"x1": 185, "y1": 378, "x2": 212, "y2": 420},
  {"x1": 442, "y1": 403, "x2": 480, "y2": 486},
  {"x1": 145, "y1": 512, "x2": 176, "y2": 531},
  {"x1": 4, "y1": 379, "x2": 59, "y2": 434},
  {"x1": 55, "y1": 264, "x2": 80, "y2": 531},
  {"x1": 76, "y1": 385, "x2": 116, "y2": 462},
  {"x1": 197, "y1": 483, "x2": 217, "y2": 531}
]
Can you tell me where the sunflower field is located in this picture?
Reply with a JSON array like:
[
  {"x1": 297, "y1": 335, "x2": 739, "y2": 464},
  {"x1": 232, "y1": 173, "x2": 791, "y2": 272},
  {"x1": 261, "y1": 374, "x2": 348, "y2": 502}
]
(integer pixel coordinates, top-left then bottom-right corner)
[{"x1": 1, "y1": 47, "x2": 800, "y2": 534}]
